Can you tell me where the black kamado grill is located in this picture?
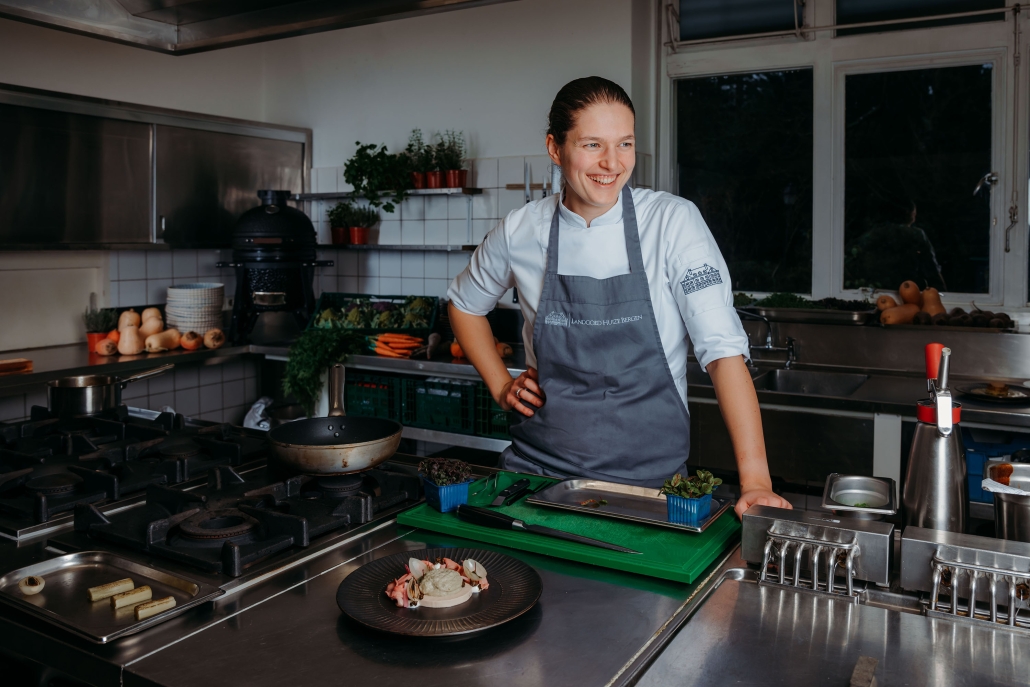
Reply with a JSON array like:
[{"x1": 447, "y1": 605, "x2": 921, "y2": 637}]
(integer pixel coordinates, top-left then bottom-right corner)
[{"x1": 219, "y1": 190, "x2": 332, "y2": 343}]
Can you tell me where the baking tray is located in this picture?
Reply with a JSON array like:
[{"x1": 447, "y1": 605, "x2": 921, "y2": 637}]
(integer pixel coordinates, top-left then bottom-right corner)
[
  {"x1": 747, "y1": 307, "x2": 877, "y2": 325},
  {"x1": 526, "y1": 479, "x2": 732, "y2": 533},
  {"x1": 0, "y1": 551, "x2": 224, "y2": 643}
]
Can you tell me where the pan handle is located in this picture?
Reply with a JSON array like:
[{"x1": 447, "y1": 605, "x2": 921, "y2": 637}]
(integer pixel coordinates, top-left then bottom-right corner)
[
  {"x1": 119, "y1": 363, "x2": 175, "y2": 387},
  {"x1": 328, "y1": 363, "x2": 346, "y2": 417}
]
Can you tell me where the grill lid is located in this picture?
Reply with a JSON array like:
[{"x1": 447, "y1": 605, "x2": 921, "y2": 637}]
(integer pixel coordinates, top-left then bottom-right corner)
[{"x1": 232, "y1": 190, "x2": 316, "y2": 260}]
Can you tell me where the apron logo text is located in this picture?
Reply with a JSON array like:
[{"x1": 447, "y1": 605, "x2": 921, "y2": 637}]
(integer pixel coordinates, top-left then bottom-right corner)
[
  {"x1": 544, "y1": 311, "x2": 643, "y2": 327},
  {"x1": 680, "y1": 263, "x2": 723, "y2": 296}
]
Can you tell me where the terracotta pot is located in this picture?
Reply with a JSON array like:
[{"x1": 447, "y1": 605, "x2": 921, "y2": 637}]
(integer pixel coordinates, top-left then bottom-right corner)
[
  {"x1": 445, "y1": 170, "x2": 461, "y2": 188},
  {"x1": 426, "y1": 171, "x2": 443, "y2": 189},
  {"x1": 411, "y1": 172, "x2": 426, "y2": 189},
  {"x1": 331, "y1": 226, "x2": 350, "y2": 245},
  {"x1": 458, "y1": 169, "x2": 468, "y2": 188},
  {"x1": 349, "y1": 226, "x2": 370, "y2": 245},
  {"x1": 86, "y1": 332, "x2": 107, "y2": 352}
]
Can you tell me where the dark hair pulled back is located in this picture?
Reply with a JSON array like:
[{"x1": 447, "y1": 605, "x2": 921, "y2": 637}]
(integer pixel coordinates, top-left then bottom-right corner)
[{"x1": 547, "y1": 76, "x2": 635, "y2": 146}]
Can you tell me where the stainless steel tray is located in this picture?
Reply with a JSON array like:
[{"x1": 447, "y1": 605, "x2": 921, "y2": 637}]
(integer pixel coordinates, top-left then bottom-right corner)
[
  {"x1": 526, "y1": 479, "x2": 732, "y2": 533},
  {"x1": 821, "y1": 473, "x2": 897, "y2": 516},
  {"x1": 0, "y1": 551, "x2": 224, "y2": 643},
  {"x1": 748, "y1": 307, "x2": 876, "y2": 325}
]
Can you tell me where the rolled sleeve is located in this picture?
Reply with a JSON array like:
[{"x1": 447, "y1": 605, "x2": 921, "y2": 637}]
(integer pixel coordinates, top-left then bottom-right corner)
[
  {"x1": 684, "y1": 306, "x2": 750, "y2": 370},
  {"x1": 447, "y1": 219, "x2": 515, "y2": 316}
]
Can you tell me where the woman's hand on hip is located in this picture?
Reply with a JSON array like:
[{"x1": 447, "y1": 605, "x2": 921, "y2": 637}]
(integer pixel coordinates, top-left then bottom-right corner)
[
  {"x1": 500, "y1": 367, "x2": 545, "y2": 416},
  {"x1": 735, "y1": 487, "x2": 792, "y2": 518}
]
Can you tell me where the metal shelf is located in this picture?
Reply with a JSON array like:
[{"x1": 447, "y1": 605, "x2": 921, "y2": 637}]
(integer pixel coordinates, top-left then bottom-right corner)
[
  {"x1": 317, "y1": 244, "x2": 475, "y2": 252},
  {"x1": 294, "y1": 188, "x2": 482, "y2": 201},
  {"x1": 401, "y1": 426, "x2": 511, "y2": 452}
]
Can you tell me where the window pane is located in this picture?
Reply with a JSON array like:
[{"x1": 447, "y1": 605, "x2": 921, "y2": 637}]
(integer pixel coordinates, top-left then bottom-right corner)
[
  {"x1": 843, "y1": 65, "x2": 992, "y2": 294},
  {"x1": 836, "y1": 0, "x2": 1004, "y2": 36},
  {"x1": 679, "y1": 0, "x2": 798, "y2": 42},
  {"x1": 676, "y1": 70, "x2": 813, "y2": 293}
]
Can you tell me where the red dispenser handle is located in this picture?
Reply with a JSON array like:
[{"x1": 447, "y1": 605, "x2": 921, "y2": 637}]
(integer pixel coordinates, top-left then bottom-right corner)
[{"x1": 925, "y1": 343, "x2": 945, "y2": 381}]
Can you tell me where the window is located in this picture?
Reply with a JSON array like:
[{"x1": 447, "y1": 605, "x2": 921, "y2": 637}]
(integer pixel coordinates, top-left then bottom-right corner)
[
  {"x1": 676, "y1": 69, "x2": 813, "y2": 293},
  {"x1": 678, "y1": 0, "x2": 799, "y2": 42},
  {"x1": 836, "y1": 0, "x2": 1005, "y2": 36},
  {"x1": 843, "y1": 65, "x2": 993, "y2": 293}
]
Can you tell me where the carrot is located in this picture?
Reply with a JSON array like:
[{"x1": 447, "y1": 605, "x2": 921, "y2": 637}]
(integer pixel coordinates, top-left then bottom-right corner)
[
  {"x1": 381, "y1": 341, "x2": 421, "y2": 350},
  {"x1": 374, "y1": 344, "x2": 407, "y2": 358},
  {"x1": 376, "y1": 334, "x2": 424, "y2": 343}
]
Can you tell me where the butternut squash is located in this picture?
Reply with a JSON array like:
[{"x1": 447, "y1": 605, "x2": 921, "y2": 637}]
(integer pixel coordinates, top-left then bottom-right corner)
[
  {"x1": 203, "y1": 328, "x2": 225, "y2": 349},
  {"x1": 139, "y1": 317, "x2": 164, "y2": 337},
  {"x1": 141, "y1": 307, "x2": 162, "y2": 323},
  {"x1": 898, "y1": 281, "x2": 922, "y2": 306},
  {"x1": 145, "y1": 329, "x2": 181, "y2": 352},
  {"x1": 118, "y1": 309, "x2": 141, "y2": 331},
  {"x1": 880, "y1": 303, "x2": 920, "y2": 325},
  {"x1": 920, "y1": 287, "x2": 946, "y2": 316},
  {"x1": 180, "y1": 331, "x2": 203, "y2": 351},
  {"x1": 117, "y1": 325, "x2": 145, "y2": 355},
  {"x1": 95, "y1": 339, "x2": 118, "y2": 356},
  {"x1": 876, "y1": 295, "x2": 898, "y2": 311}
]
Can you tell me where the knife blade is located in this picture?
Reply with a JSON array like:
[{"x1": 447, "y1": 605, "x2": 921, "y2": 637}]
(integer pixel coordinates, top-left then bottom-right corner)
[
  {"x1": 491, "y1": 478, "x2": 531, "y2": 506},
  {"x1": 456, "y1": 505, "x2": 641, "y2": 554}
]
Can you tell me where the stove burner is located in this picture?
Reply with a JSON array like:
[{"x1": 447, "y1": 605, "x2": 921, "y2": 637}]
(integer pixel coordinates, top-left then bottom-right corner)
[
  {"x1": 159, "y1": 442, "x2": 203, "y2": 460},
  {"x1": 178, "y1": 509, "x2": 259, "y2": 540},
  {"x1": 24, "y1": 473, "x2": 83, "y2": 496},
  {"x1": 314, "y1": 475, "x2": 363, "y2": 497}
]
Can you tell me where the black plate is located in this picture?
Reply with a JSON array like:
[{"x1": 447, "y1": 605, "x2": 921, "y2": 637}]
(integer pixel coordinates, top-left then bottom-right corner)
[
  {"x1": 955, "y1": 385, "x2": 1030, "y2": 404},
  {"x1": 337, "y1": 547, "x2": 542, "y2": 637}
]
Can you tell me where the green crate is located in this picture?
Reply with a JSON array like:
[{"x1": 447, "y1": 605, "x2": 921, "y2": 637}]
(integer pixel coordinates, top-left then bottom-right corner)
[
  {"x1": 475, "y1": 383, "x2": 512, "y2": 439},
  {"x1": 345, "y1": 373, "x2": 402, "y2": 421},
  {"x1": 307, "y1": 292, "x2": 438, "y2": 337},
  {"x1": 403, "y1": 377, "x2": 476, "y2": 435}
]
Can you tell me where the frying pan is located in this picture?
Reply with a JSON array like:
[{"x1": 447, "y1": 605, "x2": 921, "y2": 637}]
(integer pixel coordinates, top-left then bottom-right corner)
[{"x1": 267, "y1": 364, "x2": 402, "y2": 475}]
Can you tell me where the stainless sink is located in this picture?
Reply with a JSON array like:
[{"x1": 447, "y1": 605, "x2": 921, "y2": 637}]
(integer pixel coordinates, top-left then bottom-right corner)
[{"x1": 752, "y1": 369, "x2": 869, "y2": 397}]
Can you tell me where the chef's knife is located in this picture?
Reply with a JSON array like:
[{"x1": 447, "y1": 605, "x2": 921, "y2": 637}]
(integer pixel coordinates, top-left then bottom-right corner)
[
  {"x1": 491, "y1": 478, "x2": 531, "y2": 506},
  {"x1": 456, "y1": 505, "x2": 641, "y2": 554}
]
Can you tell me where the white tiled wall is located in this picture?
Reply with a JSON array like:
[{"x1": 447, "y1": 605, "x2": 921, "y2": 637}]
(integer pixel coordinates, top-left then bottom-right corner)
[
  {"x1": 0, "y1": 358, "x2": 261, "y2": 425},
  {"x1": 108, "y1": 248, "x2": 234, "y2": 308}
]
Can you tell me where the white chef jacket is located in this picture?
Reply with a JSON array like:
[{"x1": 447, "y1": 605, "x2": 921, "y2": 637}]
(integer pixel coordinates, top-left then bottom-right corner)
[{"x1": 447, "y1": 188, "x2": 750, "y2": 406}]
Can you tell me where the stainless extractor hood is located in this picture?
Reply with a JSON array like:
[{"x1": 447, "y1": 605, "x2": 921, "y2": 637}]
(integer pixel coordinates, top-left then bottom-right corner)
[{"x1": 0, "y1": 0, "x2": 515, "y2": 55}]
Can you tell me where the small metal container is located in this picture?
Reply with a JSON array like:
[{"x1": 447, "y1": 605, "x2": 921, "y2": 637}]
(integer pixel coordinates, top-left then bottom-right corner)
[
  {"x1": 988, "y1": 463, "x2": 1030, "y2": 543},
  {"x1": 47, "y1": 364, "x2": 174, "y2": 417},
  {"x1": 821, "y1": 474, "x2": 897, "y2": 520}
]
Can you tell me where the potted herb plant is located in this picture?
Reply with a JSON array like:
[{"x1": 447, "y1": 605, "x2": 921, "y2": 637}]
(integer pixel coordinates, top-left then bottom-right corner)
[
  {"x1": 661, "y1": 470, "x2": 723, "y2": 524},
  {"x1": 343, "y1": 141, "x2": 410, "y2": 214},
  {"x1": 347, "y1": 204, "x2": 380, "y2": 245},
  {"x1": 436, "y1": 130, "x2": 466, "y2": 188},
  {"x1": 327, "y1": 201, "x2": 352, "y2": 245},
  {"x1": 405, "y1": 129, "x2": 429, "y2": 190},
  {"x1": 419, "y1": 458, "x2": 475, "y2": 512},
  {"x1": 83, "y1": 306, "x2": 118, "y2": 352}
]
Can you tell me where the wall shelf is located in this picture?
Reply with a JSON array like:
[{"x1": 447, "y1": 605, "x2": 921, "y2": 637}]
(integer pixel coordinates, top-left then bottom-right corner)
[
  {"x1": 294, "y1": 188, "x2": 482, "y2": 201},
  {"x1": 317, "y1": 244, "x2": 475, "y2": 252}
]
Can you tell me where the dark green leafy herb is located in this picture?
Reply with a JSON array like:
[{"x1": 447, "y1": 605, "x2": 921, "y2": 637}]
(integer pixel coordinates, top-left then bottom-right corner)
[
  {"x1": 313, "y1": 296, "x2": 433, "y2": 330},
  {"x1": 82, "y1": 307, "x2": 118, "y2": 333},
  {"x1": 434, "y1": 130, "x2": 466, "y2": 171},
  {"x1": 661, "y1": 470, "x2": 723, "y2": 499},
  {"x1": 405, "y1": 129, "x2": 436, "y2": 173},
  {"x1": 282, "y1": 329, "x2": 363, "y2": 417},
  {"x1": 418, "y1": 458, "x2": 472, "y2": 486},
  {"x1": 343, "y1": 142, "x2": 410, "y2": 213},
  {"x1": 733, "y1": 292, "x2": 755, "y2": 307}
]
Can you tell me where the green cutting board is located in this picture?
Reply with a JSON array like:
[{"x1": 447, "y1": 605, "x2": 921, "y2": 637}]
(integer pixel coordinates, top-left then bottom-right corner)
[{"x1": 397, "y1": 472, "x2": 741, "y2": 584}]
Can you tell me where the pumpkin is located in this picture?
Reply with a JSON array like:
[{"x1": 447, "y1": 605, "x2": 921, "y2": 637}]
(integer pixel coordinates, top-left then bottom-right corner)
[
  {"x1": 145, "y1": 329, "x2": 181, "y2": 352},
  {"x1": 118, "y1": 309, "x2": 141, "y2": 331},
  {"x1": 139, "y1": 317, "x2": 164, "y2": 337},
  {"x1": 203, "y1": 328, "x2": 225, "y2": 349},
  {"x1": 117, "y1": 325, "x2": 145, "y2": 355},
  {"x1": 180, "y1": 331, "x2": 203, "y2": 351},
  {"x1": 141, "y1": 307, "x2": 162, "y2": 323}
]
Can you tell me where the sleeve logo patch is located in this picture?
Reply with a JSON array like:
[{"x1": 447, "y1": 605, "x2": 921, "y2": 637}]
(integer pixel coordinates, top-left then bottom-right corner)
[{"x1": 680, "y1": 263, "x2": 723, "y2": 296}]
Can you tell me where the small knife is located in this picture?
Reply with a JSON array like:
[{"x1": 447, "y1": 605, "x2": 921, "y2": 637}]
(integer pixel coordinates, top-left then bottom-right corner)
[
  {"x1": 456, "y1": 505, "x2": 641, "y2": 554},
  {"x1": 491, "y1": 478, "x2": 532, "y2": 506}
]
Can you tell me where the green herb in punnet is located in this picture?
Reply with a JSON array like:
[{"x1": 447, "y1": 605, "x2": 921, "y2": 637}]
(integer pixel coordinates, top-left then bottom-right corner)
[
  {"x1": 282, "y1": 329, "x2": 363, "y2": 417},
  {"x1": 661, "y1": 470, "x2": 723, "y2": 499},
  {"x1": 418, "y1": 458, "x2": 472, "y2": 487},
  {"x1": 83, "y1": 307, "x2": 118, "y2": 333}
]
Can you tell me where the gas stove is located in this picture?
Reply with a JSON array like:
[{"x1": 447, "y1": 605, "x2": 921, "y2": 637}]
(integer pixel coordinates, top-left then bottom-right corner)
[
  {"x1": 0, "y1": 406, "x2": 268, "y2": 539},
  {"x1": 67, "y1": 463, "x2": 422, "y2": 577}
]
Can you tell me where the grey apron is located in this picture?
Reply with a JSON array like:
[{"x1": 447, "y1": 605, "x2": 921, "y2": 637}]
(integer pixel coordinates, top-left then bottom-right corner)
[{"x1": 500, "y1": 185, "x2": 691, "y2": 487}]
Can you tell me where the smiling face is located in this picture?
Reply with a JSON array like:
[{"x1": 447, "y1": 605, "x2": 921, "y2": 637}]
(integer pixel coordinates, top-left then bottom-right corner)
[{"x1": 547, "y1": 101, "x2": 635, "y2": 225}]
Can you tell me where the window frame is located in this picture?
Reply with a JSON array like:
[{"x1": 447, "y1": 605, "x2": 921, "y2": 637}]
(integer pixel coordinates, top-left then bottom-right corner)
[{"x1": 659, "y1": 0, "x2": 1028, "y2": 309}]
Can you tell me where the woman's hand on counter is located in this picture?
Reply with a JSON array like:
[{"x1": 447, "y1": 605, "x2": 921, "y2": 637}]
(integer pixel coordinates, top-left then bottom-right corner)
[
  {"x1": 501, "y1": 367, "x2": 545, "y2": 417},
  {"x1": 735, "y1": 486, "x2": 792, "y2": 518}
]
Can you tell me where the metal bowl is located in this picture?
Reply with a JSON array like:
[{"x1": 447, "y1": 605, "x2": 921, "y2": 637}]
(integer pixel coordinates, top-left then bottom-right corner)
[{"x1": 821, "y1": 474, "x2": 897, "y2": 520}]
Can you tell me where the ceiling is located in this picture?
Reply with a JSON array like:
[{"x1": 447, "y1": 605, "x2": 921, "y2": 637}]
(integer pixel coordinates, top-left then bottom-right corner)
[{"x1": 0, "y1": 0, "x2": 513, "y2": 55}]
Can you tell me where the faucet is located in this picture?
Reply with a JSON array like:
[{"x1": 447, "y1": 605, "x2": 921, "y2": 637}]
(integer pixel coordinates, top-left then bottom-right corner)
[{"x1": 735, "y1": 308, "x2": 797, "y2": 368}]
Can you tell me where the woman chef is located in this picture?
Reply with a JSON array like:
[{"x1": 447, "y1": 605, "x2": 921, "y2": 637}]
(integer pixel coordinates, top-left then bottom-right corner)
[{"x1": 447, "y1": 77, "x2": 790, "y2": 518}]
